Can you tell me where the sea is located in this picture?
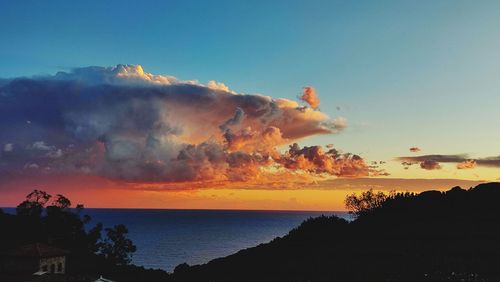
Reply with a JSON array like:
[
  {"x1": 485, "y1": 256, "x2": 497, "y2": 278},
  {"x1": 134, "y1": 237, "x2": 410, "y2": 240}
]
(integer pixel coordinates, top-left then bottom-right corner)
[{"x1": 3, "y1": 208, "x2": 350, "y2": 271}]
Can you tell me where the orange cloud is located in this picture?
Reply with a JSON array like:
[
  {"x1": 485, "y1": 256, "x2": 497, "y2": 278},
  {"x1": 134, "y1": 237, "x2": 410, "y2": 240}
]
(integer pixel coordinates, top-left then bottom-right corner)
[
  {"x1": 276, "y1": 143, "x2": 369, "y2": 177},
  {"x1": 300, "y1": 86, "x2": 320, "y2": 109},
  {"x1": 457, "y1": 160, "x2": 477, "y2": 169}
]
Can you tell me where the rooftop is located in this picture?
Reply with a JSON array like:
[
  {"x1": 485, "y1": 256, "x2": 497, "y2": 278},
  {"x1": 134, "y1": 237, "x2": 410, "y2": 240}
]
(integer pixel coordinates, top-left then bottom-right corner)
[{"x1": 2, "y1": 243, "x2": 69, "y2": 258}]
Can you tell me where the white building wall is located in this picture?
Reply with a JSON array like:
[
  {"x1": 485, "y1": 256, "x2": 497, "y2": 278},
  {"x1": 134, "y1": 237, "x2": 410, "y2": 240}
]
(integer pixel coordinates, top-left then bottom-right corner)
[{"x1": 39, "y1": 256, "x2": 66, "y2": 274}]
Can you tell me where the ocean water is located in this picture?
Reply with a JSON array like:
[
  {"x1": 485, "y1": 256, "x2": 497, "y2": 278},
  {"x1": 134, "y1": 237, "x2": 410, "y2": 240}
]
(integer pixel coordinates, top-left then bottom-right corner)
[
  {"x1": 85, "y1": 209, "x2": 350, "y2": 271},
  {"x1": 3, "y1": 208, "x2": 349, "y2": 271}
]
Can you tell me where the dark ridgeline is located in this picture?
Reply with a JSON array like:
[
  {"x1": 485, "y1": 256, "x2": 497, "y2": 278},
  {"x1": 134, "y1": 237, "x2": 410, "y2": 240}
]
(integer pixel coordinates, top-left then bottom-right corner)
[
  {"x1": 172, "y1": 182, "x2": 500, "y2": 282},
  {"x1": 2, "y1": 183, "x2": 500, "y2": 282}
]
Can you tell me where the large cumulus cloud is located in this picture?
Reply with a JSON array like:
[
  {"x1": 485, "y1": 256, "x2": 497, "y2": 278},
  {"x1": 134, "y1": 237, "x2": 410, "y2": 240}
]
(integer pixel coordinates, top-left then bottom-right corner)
[{"x1": 0, "y1": 64, "x2": 370, "y2": 184}]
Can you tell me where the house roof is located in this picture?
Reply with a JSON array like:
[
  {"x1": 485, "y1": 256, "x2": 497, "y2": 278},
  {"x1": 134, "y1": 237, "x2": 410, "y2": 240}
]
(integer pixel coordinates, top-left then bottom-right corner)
[{"x1": 2, "y1": 243, "x2": 69, "y2": 258}]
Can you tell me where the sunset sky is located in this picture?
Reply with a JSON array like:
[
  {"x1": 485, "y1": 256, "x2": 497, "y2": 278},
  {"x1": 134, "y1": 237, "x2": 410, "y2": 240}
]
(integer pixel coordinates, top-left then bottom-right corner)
[{"x1": 1, "y1": 0, "x2": 499, "y2": 210}]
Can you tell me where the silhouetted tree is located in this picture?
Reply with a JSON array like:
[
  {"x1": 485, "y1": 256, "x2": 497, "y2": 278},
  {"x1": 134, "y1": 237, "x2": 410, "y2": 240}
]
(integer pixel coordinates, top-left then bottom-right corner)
[
  {"x1": 87, "y1": 223, "x2": 103, "y2": 253},
  {"x1": 344, "y1": 189, "x2": 388, "y2": 216},
  {"x1": 99, "y1": 224, "x2": 137, "y2": 265},
  {"x1": 0, "y1": 189, "x2": 153, "y2": 280},
  {"x1": 52, "y1": 194, "x2": 71, "y2": 209},
  {"x1": 16, "y1": 189, "x2": 52, "y2": 217},
  {"x1": 26, "y1": 189, "x2": 52, "y2": 205}
]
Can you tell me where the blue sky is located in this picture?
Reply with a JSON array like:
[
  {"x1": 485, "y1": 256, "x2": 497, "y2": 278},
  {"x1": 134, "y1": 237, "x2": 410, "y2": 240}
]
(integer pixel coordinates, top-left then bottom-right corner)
[{"x1": 1, "y1": 0, "x2": 500, "y2": 180}]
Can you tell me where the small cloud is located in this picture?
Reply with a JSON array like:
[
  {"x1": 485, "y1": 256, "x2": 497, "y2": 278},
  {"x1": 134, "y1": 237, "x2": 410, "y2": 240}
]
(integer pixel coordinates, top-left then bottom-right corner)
[
  {"x1": 420, "y1": 160, "x2": 441, "y2": 170},
  {"x1": 277, "y1": 143, "x2": 370, "y2": 177},
  {"x1": 401, "y1": 161, "x2": 416, "y2": 169},
  {"x1": 457, "y1": 159, "x2": 477, "y2": 169},
  {"x1": 300, "y1": 86, "x2": 320, "y2": 109},
  {"x1": 3, "y1": 143, "x2": 13, "y2": 152},
  {"x1": 323, "y1": 117, "x2": 347, "y2": 133},
  {"x1": 24, "y1": 163, "x2": 40, "y2": 169},
  {"x1": 29, "y1": 141, "x2": 54, "y2": 151},
  {"x1": 46, "y1": 149, "x2": 64, "y2": 159}
]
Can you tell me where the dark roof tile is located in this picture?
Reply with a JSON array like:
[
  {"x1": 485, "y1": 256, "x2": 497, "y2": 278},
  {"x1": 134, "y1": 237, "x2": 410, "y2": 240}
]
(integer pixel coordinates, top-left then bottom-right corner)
[{"x1": 3, "y1": 243, "x2": 69, "y2": 257}]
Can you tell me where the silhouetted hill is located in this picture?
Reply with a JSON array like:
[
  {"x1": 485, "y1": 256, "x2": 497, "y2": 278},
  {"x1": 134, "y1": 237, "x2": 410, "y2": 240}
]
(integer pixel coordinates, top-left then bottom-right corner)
[
  {"x1": 172, "y1": 183, "x2": 500, "y2": 282},
  {"x1": 4, "y1": 184, "x2": 500, "y2": 281}
]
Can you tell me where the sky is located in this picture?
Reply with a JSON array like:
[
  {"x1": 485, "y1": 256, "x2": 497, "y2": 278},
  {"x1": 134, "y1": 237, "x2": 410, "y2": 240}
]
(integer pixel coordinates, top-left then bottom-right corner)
[{"x1": 1, "y1": 0, "x2": 499, "y2": 210}]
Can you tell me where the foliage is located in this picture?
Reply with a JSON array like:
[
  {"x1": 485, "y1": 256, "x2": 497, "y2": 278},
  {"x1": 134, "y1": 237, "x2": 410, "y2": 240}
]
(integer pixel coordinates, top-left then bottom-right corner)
[
  {"x1": 4, "y1": 190, "x2": 138, "y2": 269},
  {"x1": 344, "y1": 188, "x2": 388, "y2": 216},
  {"x1": 26, "y1": 189, "x2": 52, "y2": 205},
  {"x1": 1, "y1": 189, "x2": 168, "y2": 281},
  {"x1": 98, "y1": 224, "x2": 137, "y2": 265},
  {"x1": 53, "y1": 194, "x2": 72, "y2": 209},
  {"x1": 15, "y1": 189, "x2": 52, "y2": 217}
]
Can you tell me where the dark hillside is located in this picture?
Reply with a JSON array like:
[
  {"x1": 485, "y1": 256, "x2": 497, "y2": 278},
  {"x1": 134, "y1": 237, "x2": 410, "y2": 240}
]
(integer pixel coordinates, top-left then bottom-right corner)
[{"x1": 173, "y1": 183, "x2": 500, "y2": 282}]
